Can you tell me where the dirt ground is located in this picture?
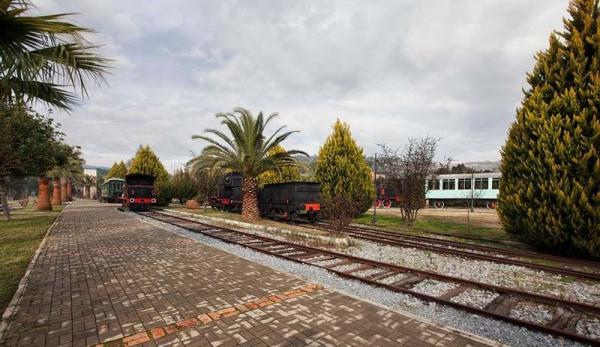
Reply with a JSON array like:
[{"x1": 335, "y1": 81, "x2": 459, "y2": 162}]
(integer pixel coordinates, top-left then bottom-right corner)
[{"x1": 372, "y1": 207, "x2": 502, "y2": 229}]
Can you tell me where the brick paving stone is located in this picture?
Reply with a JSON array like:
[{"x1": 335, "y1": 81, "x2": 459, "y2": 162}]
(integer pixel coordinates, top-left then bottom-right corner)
[{"x1": 0, "y1": 201, "x2": 496, "y2": 346}]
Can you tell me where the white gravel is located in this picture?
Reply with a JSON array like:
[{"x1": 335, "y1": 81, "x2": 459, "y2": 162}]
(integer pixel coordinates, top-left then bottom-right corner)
[
  {"x1": 341, "y1": 239, "x2": 600, "y2": 306},
  {"x1": 577, "y1": 315, "x2": 600, "y2": 340},
  {"x1": 509, "y1": 302, "x2": 554, "y2": 325},
  {"x1": 312, "y1": 259, "x2": 340, "y2": 267},
  {"x1": 411, "y1": 279, "x2": 458, "y2": 297},
  {"x1": 353, "y1": 268, "x2": 384, "y2": 277},
  {"x1": 136, "y1": 213, "x2": 589, "y2": 347},
  {"x1": 378, "y1": 273, "x2": 409, "y2": 285},
  {"x1": 331, "y1": 263, "x2": 363, "y2": 272},
  {"x1": 451, "y1": 289, "x2": 499, "y2": 309}
]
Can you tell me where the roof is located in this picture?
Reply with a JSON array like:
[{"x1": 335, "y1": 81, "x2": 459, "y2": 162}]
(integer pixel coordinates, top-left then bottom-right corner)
[{"x1": 103, "y1": 178, "x2": 125, "y2": 184}]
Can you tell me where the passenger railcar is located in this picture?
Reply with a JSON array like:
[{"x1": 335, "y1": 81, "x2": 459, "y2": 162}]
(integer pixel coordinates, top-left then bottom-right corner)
[
  {"x1": 101, "y1": 178, "x2": 124, "y2": 203},
  {"x1": 259, "y1": 182, "x2": 321, "y2": 222},
  {"x1": 425, "y1": 172, "x2": 500, "y2": 209},
  {"x1": 122, "y1": 174, "x2": 156, "y2": 211}
]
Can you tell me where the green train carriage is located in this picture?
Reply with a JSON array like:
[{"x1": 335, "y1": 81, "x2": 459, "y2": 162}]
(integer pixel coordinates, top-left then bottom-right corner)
[{"x1": 101, "y1": 178, "x2": 124, "y2": 203}]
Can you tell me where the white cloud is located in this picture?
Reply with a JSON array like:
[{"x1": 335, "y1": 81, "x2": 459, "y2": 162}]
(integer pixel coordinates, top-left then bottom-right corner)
[{"x1": 38, "y1": 0, "x2": 568, "y2": 170}]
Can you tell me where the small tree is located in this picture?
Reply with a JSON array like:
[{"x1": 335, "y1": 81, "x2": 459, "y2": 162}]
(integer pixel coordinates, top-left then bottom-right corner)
[
  {"x1": 320, "y1": 196, "x2": 362, "y2": 233},
  {"x1": 128, "y1": 145, "x2": 170, "y2": 205},
  {"x1": 258, "y1": 145, "x2": 302, "y2": 186},
  {"x1": 81, "y1": 175, "x2": 96, "y2": 199},
  {"x1": 0, "y1": 107, "x2": 62, "y2": 219},
  {"x1": 499, "y1": 0, "x2": 600, "y2": 258},
  {"x1": 106, "y1": 161, "x2": 127, "y2": 179},
  {"x1": 188, "y1": 165, "x2": 221, "y2": 207},
  {"x1": 170, "y1": 169, "x2": 198, "y2": 205},
  {"x1": 377, "y1": 137, "x2": 438, "y2": 223},
  {"x1": 315, "y1": 120, "x2": 375, "y2": 219}
]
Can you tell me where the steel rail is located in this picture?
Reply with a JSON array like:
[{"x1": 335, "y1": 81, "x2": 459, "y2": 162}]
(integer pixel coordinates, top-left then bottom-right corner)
[
  {"x1": 319, "y1": 222, "x2": 600, "y2": 272},
  {"x1": 137, "y1": 210, "x2": 600, "y2": 345},
  {"x1": 333, "y1": 225, "x2": 600, "y2": 281}
]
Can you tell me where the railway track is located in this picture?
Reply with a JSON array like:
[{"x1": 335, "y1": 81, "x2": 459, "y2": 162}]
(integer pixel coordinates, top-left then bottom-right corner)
[
  {"x1": 137, "y1": 210, "x2": 600, "y2": 345},
  {"x1": 313, "y1": 222, "x2": 600, "y2": 282}
]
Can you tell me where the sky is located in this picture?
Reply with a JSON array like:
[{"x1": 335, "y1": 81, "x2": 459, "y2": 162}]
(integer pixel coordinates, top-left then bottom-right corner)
[{"x1": 34, "y1": 0, "x2": 568, "y2": 172}]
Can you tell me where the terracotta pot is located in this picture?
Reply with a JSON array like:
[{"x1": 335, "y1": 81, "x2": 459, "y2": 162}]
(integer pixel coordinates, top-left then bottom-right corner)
[
  {"x1": 185, "y1": 199, "x2": 200, "y2": 209},
  {"x1": 60, "y1": 178, "x2": 67, "y2": 203},
  {"x1": 37, "y1": 177, "x2": 52, "y2": 211},
  {"x1": 51, "y1": 177, "x2": 61, "y2": 205},
  {"x1": 66, "y1": 181, "x2": 73, "y2": 201}
]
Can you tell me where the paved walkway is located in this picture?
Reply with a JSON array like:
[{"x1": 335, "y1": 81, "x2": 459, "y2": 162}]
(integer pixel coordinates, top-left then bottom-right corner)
[{"x1": 0, "y1": 201, "x2": 493, "y2": 347}]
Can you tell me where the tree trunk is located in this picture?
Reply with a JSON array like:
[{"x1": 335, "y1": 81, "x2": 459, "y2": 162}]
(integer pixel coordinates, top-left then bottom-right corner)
[
  {"x1": 37, "y1": 177, "x2": 52, "y2": 211},
  {"x1": 67, "y1": 180, "x2": 73, "y2": 201},
  {"x1": 241, "y1": 176, "x2": 259, "y2": 222},
  {"x1": 0, "y1": 176, "x2": 10, "y2": 221},
  {"x1": 60, "y1": 177, "x2": 67, "y2": 203},
  {"x1": 51, "y1": 177, "x2": 61, "y2": 205},
  {"x1": 84, "y1": 186, "x2": 90, "y2": 199}
]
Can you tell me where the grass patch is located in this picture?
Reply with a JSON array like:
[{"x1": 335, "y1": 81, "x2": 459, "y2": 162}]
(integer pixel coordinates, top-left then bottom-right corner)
[
  {"x1": 354, "y1": 213, "x2": 510, "y2": 241},
  {"x1": 0, "y1": 205, "x2": 62, "y2": 314}
]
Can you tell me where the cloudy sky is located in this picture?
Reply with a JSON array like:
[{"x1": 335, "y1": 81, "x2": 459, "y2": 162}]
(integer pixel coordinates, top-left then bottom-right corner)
[{"x1": 35, "y1": 0, "x2": 568, "y2": 171}]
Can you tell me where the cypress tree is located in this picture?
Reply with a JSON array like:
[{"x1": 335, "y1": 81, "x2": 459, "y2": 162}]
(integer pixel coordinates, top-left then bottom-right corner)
[
  {"x1": 106, "y1": 161, "x2": 127, "y2": 179},
  {"x1": 315, "y1": 119, "x2": 375, "y2": 214},
  {"x1": 128, "y1": 145, "x2": 171, "y2": 205},
  {"x1": 499, "y1": 0, "x2": 600, "y2": 258},
  {"x1": 258, "y1": 145, "x2": 302, "y2": 186}
]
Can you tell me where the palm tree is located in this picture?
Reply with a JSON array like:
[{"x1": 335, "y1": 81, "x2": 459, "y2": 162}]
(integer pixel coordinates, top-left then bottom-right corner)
[
  {"x1": 82, "y1": 175, "x2": 95, "y2": 199},
  {"x1": 0, "y1": 0, "x2": 109, "y2": 110},
  {"x1": 190, "y1": 108, "x2": 306, "y2": 221}
]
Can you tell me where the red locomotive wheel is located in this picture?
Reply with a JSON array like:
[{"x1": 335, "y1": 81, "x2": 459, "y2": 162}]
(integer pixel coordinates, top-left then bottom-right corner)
[
  {"x1": 434, "y1": 201, "x2": 444, "y2": 209},
  {"x1": 383, "y1": 199, "x2": 392, "y2": 208},
  {"x1": 374, "y1": 199, "x2": 382, "y2": 208},
  {"x1": 487, "y1": 201, "x2": 498, "y2": 209}
]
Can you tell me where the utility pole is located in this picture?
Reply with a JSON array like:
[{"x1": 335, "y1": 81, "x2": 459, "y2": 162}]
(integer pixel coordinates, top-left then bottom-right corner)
[{"x1": 372, "y1": 153, "x2": 377, "y2": 224}]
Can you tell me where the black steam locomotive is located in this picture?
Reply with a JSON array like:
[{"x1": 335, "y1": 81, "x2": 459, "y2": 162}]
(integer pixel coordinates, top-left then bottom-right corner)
[
  {"x1": 209, "y1": 172, "x2": 321, "y2": 222},
  {"x1": 122, "y1": 173, "x2": 157, "y2": 211}
]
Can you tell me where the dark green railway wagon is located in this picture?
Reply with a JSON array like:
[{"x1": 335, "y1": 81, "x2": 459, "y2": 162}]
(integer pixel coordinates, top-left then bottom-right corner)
[{"x1": 101, "y1": 178, "x2": 124, "y2": 203}]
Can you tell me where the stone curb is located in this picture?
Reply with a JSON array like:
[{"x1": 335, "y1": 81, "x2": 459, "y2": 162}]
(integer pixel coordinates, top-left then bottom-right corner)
[
  {"x1": 0, "y1": 206, "x2": 67, "y2": 344},
  {"x1": 163, "y1": 208, "x2": 351, "y2": 247}
]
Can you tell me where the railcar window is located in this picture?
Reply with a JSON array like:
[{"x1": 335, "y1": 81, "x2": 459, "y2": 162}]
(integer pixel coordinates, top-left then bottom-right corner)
[
  {"x1": 442, "y1": 179, "x2": 455, "y2": 190},
  {"x1": 458, "y1": 178, "x2": 471, "y2": 190},
  {"x1": 474, "y1": 178, "x2": 489, "y2": 190},
  {"x1": 427, "y1": 179, "x2": 440, "y2": 190},
  {"x1": 492, "y1": 178, "x2": 500, "y2": 189}
]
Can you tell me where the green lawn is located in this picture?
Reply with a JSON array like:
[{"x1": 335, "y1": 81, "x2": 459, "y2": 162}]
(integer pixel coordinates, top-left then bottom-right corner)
[
  {"x1": 354, "y1": 213, "x2": 510, "y2": 241},
  {"x1": 0, "y1": 205, "x2": 62, "y2": 314}
]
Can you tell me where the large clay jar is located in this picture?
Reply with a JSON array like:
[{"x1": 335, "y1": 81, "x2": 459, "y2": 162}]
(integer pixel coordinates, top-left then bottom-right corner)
[
  {"x1": 37, "y1": 177, "x2": 52, "y2": 211},
  {"x1": 66, "y1": 180, "x2": 73, "y2": 201},
  {"x1": 60, "y1": 178, "x2": 68, "y2": 203},
  {"x1": 51, "y1": 177, "x2": 61, "y2": 205},
  {"x1": 185, "y1": 199, "x2": 200, "y2": 209}
]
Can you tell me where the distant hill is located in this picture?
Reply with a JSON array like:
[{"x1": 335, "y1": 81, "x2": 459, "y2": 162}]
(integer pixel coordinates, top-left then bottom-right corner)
[{"x1": 463, "y1": 161, "x2": 501, "y2": 172}]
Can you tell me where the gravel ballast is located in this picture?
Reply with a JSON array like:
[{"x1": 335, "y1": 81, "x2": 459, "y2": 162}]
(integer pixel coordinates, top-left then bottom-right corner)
[
  {"x1": 341, "y1": 239, "x2": 600, "y2": 307},
  {"x1": 136, "y1": 213, "x2": 587, "y2": 347}
]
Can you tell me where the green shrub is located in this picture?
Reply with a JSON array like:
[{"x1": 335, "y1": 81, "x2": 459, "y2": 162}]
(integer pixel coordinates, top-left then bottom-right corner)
[
  {"x1": 315, "y1": 119, "x2": 375, "y2": 215},
  {"x1": 499, "y1": 0, "x2": 600, "y2": 258}
]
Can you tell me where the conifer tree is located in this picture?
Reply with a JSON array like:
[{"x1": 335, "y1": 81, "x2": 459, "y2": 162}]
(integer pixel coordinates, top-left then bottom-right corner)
[
  {"x1": 258, "y1": 145, "x2": 302, "y2": 186},
  {"x1": 315, "y1": 120, "x2": 375, "y2": 215},
  {"x1": 106, "y1": 161, "x2": 127, "y2": 179},
  {"x1": 499, "y1": 0, "x2": 600, "y2": 258},
  {"x1": 128, "y1": 145, "x2": 171, "y2": 205},
  {"x1": 170, "y1": 169, "x2": 198, "y2": 204}
]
